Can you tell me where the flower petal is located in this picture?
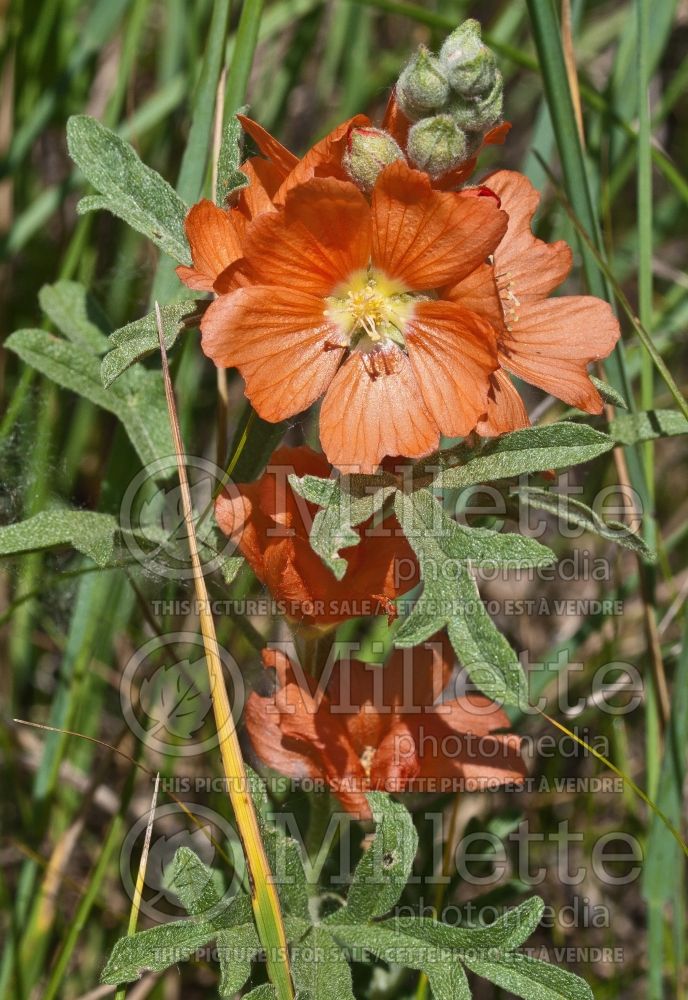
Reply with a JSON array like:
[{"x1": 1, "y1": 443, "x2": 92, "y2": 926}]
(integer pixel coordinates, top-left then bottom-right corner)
[
  {"x1": 201, "y1": 286, "x2": 346, "y2": 421},
  {"x1": 245, "y1": 691, "x2": 317, "y2": 782},
  {"x1": 273, "y1": 114, "x2": 371, "y2": 205},
  {"x1": 371, "y1": 161, "x2": 507, "y2": 290},
  {"x1": 443, "y1": 261, "x2": 504, "y2": 328},
  {"x1": 175, "y1": 199, "x2": 244, "y2": 292},
  {"x1": 475, "y1": 369, "x2": 530, "y2": 436},
  {"x1": 236, "y1": 178, "x2": 372, "y2": 295},
  {"x1": 236, "y1": 157, "x2": 282, "y2": 218},
  {"x1": 404, "y1": 300, "x2": 498, "y2": 438},
  {"x1": 319, "y1": 344, "x2": 439, "y2": 473},
  {"x1": 381, "y1": 89, "x2": 411, "y2": 148},
  {"x1": 236, "y1": 115, "x2": 298, "y2": 176},
  {"x1": 500, "y1": 296, "x2": 620, "y2": 412},
  {"x1": 487, "y1": 169, "x2": 573, "y2": 299}
]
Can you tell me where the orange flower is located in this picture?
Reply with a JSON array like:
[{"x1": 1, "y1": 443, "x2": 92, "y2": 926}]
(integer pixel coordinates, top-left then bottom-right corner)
[
  {"x1": 245, "y1": 637, "x2": 526, "y2": 818},
  {"x1": 201, "y1": 160, "x2": 508, "y2": 472},
  {"x1": 214, "y1": 445, "x2": 419, "y2": 628},
  {"x1": 444, "y1": 170, "x2": 621, "y2": 432},
  {"x1": 176, "y1": 115, "x2": 370, "y2": 294}
]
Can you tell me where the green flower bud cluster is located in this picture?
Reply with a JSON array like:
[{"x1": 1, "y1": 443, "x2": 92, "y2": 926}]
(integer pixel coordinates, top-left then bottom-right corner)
[{"x1": 395, "y1": 19, "x2": 503, "y2": 180}]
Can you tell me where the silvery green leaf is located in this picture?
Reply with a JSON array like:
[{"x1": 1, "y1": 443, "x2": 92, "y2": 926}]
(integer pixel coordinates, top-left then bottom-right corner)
[
  {"x1": 431, "y1": 424, "x2": 614, "y2": 488},
  {"x1": 38, "y1": 280, "x2": 110, "y2": 352},
  {"x1": 217, "y1": 112, "x2": 250, "y2": 205},
  {"x1": 291, "y1": 927, "x2": 355, "y2": 1000},
  {"x1": 67, "y1": 115, "x2": 191, "y2": 263},
  {"x1": 611, "y1": 408, "x2": 688, "y2": 445},
  {"x1": 462, "y1": 950, "x2": 594, "y2": 1000},
  {"x1": 0, "y1": 510, "x2": 117, "y2": 566},
  {"x1": 101, "y1": 300, "x2": 204, "y2": 386}
]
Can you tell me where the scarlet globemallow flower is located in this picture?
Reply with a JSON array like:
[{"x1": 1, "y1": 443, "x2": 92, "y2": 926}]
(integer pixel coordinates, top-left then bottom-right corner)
[
  {"x1": 201, "y1": 160, "x2": 508, "y2": 473},
  {"x1": 245, "y1": 637, "x2": 526, "y2": 818},
  {"x1": 445, "y1": 170, "x2": 621, "y2": 432},
  {"x1": 214, "y1": 446, "x2": 418, "y2": 628},
  {"x1": 176, "y1": 115, "x2": 371, "y2": 294}
]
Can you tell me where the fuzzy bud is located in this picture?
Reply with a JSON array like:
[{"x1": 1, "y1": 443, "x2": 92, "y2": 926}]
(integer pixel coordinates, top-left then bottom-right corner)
[
  {"x1": 396, "y1": 46, "x2": 451, "y2": 121},
  {"x1": 342, "y1": 127, "x2": 405, "y2": 193},
  {"x1": 407, "y1": 114, "x2": 468, "y2": 179},
  {"x1": 449, "y1": 72, "x2": 503, "y2": 134},
  {"x1": 439, "y1": 19, "x2": 498, "y2": 97}
]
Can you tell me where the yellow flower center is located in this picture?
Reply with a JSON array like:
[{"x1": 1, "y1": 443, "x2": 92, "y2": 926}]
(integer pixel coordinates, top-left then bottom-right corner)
[{"x1": 326, "y1": 268, "x2": 415, "y2": 350}]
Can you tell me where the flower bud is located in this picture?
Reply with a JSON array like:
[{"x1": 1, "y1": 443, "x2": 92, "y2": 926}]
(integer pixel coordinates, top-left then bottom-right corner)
[
  {"x1": 449, "y1": 73, "x2": 503, "y2": 133},
  {"x1": 396, "y1": 45, "x2": 450, "y2": 121},
  {"x1": 439, "y1": 19, "x2": 497, "y2": 97},
  {"x1": 407, "y1": 114, "x2": 468, "y2": 179},
  {"x1": 342, "y1": 127, "x2": 405, "y2": 193}
]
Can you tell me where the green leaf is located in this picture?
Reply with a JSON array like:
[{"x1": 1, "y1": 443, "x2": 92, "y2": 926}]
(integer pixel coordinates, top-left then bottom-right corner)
[
  {"x1": 216, "y1": 924, "x2": 261, "y2": 997},
  {"x1": 328, "y1": 793, "x2": 417, "y2": 923},
  {"x1": 38, "y1": 281, "x2": 111, "y2": 352},
  {"x1": 246, "y1": 767, "x2": 310, "y2": 921},
  {"x1": 243, "y1": 987, "x2": 277, "y2": 999},
  {"x1": 291, "y1": 927, "x2": 355, "y2": 1000},
  {"x1": 393, "y1": 489, "x2": 528, "y2": 707},
  {"x1": 217, "y1": 113, "x2": 250, "y2": 205},
  {"x1": 432, "y1": 424, "x2": 614, "y2": 488},
  {"x1": 589, "y1": 375, "x2": 628, "y2": 410},
  {"x1": 462, "y1": 950, "x2": 594, "y2": 1000},
  {"x1": 67, "y1": 115, "x2": 192, "y2": 264},
  {"x1": 171, "y1": 846, "x2": 225, "y2": 918},
  {"x1": 101, "y1": 300, "x2": 204, "y2": 386},
  {"x1": 328, "y1": 922, "x2": 463, "y2": 994},
  {"x1": 611, "y1": 408, "x2": 688, "y2": 445},
  {"x1": 101, "y1": 918, "x2": 218, "y2": 983},
  {"x1": 6, "y1": 328, "x2": 173, "y2": 468},
  {"x1": 289, "y1": 472, "x2": 396, "y2": 580},
  {"x1": 383, "y1": 896, "x2": 545, "y2": 953},
  {"x1": 514, "y1": 486, "x2": 655, "y2": 561},
  {"x1": 0, "y1": 510, "x2": 117, "y2": 566}
]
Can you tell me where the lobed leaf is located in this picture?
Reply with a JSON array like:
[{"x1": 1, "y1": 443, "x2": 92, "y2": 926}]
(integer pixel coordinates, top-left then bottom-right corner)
[
  {"x1": 431, "y1": 424, "x2": 614, "y2": 488},
  {"x1": 217, "y1": 113, "x2": 250, "y2": 205},
  {"x1": 327, "y1": 793, "x2": 417, "y2": 924},
  {"x1": 611, "y1": 408, "x2": 688, "y2": 445},
  {"x1": 290, "y1": 472, "x2": 396, "y2": 580},
  {"x1": 6, "y1": 328, "x2": 173, "y2": 468},
  {"x1": 291, "y1": 927, "x2": 355, "y2": 1000},
  {"x1": 462, "y1": 950, "x2": 594, "y2": 1000},
  {"x1": 38, "y1": 280, "x2": 111, "y2": 352},
  {"x1": 0, "y1": 510, "x2": 117, "y2": 566},
  {"x1": 514, "y1": 486, "x2": 655, "y2": 561},
  {"x1": 101, "y1": 300, "x2": 204, "y2": 386},
  {"x1": 67, "y1": 115, "x2": 192, "y2": 263},
  {"x1": 217, "y1": 924, "x2": 262, "y2": 997},
  {"x1": 393, "y1": 489, "x2": 528, "y2": 707}
]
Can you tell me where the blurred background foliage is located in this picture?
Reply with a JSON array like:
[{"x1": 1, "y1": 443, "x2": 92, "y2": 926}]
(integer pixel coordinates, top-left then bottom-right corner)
[{"x1": 0, "y1": 0, "x2": 687, "y2": 998}]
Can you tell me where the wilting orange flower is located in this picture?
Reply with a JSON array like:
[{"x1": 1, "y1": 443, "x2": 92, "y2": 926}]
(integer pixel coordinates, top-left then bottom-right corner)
[
  {"x1": 445, "y1": 170, "x2": 621, "y2": 432},
  {"x1": 246, "y1": 637, "x2": 526, "y2": 818},
  {"x1": 201, "y1": 160, "x2": 508, "y2": 472},
  {"x1": 214, "y1": 445, "x2": 418, "y2": 628}
]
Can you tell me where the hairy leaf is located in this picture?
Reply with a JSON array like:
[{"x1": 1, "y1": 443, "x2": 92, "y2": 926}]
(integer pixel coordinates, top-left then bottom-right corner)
[
  {"x1": 291, "y1": 927, "x2": 355, "y2": 1000},
  {"x1": 217, "y1": 113, "x2": 250, "y2": 205},
  {"x1": 394, "y1": 489, "x2": 528, "y2": 707},
  {"x1": 6, "y1": 328, "x2": 173, "y2": 467},
  {"x1": 0, "y1": 510, "x2": 117, "y2": 566},
  {"x1": 431, "y1": 424, "x2": 614, "y2": 488},
  {"x1": 514, "y1": 486, "x2": 654, "y2": 561},
  {"x1": 384, "y1": 896, "x2": 545, "y2": 953},
  {"x1": 611, "y1": 408, "x2": 688, "y2": 445},
  {"x1": 589, "y1": 375, "x2": 628, "y2": 410},
  {"x1": 290, "y1": 472, "x2": 396, "y2": 579},
  {"x1": 67, "y1": 115, "x2": 192, "y2": 263},
  {"x1": 462, "y1": 950, "x2": 594, "y2": 1000},
  {"x1": 217, "y1": 924, "x2": 261, "y2": 997},
  {"x1": 39, "y1": 280, "x2": 110, "y2": 352},
  {"x1": 101, "y1": 300, "x2": 204, "y2": 386},
  {"x1": 327, "y1": 793, "x2": 417, "y2": 923}
]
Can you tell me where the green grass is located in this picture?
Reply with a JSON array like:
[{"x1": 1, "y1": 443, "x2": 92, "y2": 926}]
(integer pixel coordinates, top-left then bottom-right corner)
[{"x1": 1, "y1": 1, "x2": 687, "y2": 997}]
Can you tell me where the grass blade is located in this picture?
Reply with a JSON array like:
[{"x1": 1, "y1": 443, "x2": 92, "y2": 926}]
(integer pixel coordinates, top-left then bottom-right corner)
[{"x1": 154, "y1": 303, "x2": 294, "y2": 999}]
